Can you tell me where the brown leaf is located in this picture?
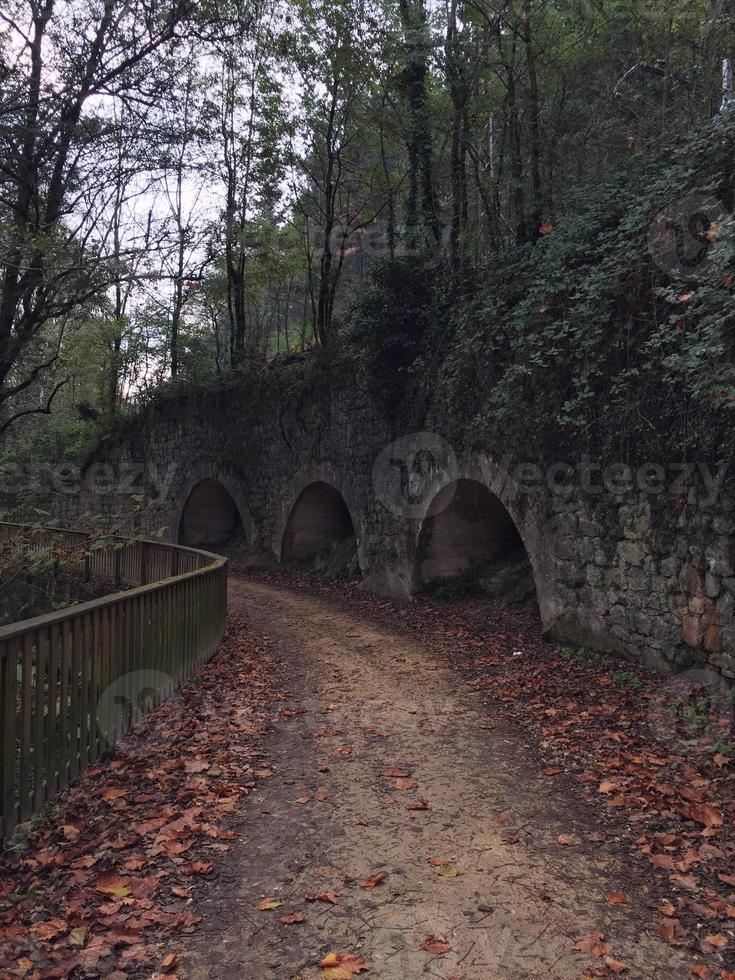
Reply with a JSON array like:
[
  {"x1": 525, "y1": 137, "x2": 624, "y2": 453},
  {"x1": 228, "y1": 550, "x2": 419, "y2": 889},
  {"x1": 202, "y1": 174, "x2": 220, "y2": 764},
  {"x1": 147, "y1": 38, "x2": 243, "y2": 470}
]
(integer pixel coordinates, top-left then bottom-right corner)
[
  {"x1": 94, "y1": 874, "x2": 132, "y2": 898},
  {"x1": 280, "y1": 911, "x2": 305, "y2": 925},
  {"x1": 258, "y1": 898, "x2": 284, "y2": 910},
  {"x1": 604, "y1": 956, "x2": 626, "y2": 974},
  {"x1": 573, "y1": 931, "x2": 608, "y2": 958},
  {"x1": 183, "y1": 860, "x2": 212, "y2": 875},
  {"x1": 381, "y1": 769, "x2": 410, "y2": 778},
  {"x1": 421, "y1": 935, "x2": 452, "y2": 954},
  {"x1": 649, "y1": 854, "x2": 676, "y2": 870},
  {"x1": 101, "y1": 787, "x2": 127, "y2": 801},
  {"x1": 34, "y1": 918, "x2": 68, "y2": 940},
  {"x1": 607, "y1": 892, "x2": 628, "y2": 905},
  {"x1": 407, "y1": 800, "x2": 430, "y2": 811},
  {"x1": 305, "y1": 891, "x2": 340, "y2": 905},
  {"x1": 656, "y1": 918, "x2": 680, "y2": 941},
  {"x1": 319, "y1": 952, "x2": 368, "y2": 977},
  {"x1": 677, "y1": 803, "x2": 723, "y2": 828},
  {"x1": 360, "y1": 873, "x2": 387, "y2": 889},
  {"x1": 394, "y1": 778, "x2": 418, "y2": 791}
]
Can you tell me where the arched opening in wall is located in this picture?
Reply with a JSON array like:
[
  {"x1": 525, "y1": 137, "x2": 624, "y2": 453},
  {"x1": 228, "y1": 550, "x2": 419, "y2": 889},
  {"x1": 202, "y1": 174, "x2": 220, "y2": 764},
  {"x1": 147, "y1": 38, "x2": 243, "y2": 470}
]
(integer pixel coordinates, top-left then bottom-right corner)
[
  {"x1": 415, "y1": 480, "x2": 537, "y2": 608},
  {"x1": 281, "y1": 482, "x2": 358, "y2": 577},
  {"x1": 179, "y1": 480, "x2": 244, "y2": 548}
]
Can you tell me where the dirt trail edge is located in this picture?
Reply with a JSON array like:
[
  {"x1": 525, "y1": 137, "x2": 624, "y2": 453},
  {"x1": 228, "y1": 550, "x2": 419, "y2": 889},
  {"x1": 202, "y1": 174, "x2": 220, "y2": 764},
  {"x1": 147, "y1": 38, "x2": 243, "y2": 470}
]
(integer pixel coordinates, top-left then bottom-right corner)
[{"x1": 182, "y1": 578, "x2": 689, "y2": 980}]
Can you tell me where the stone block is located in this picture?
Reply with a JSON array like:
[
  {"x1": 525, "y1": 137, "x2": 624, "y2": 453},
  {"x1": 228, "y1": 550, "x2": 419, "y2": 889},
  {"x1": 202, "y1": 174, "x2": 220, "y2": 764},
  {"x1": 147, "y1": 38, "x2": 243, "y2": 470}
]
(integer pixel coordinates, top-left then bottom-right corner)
[
  {"x1": 682, "y1": 614, "x2": 704, "y2": 648},
  {"x1": 660, "y1": 556, "x2": 679, "y2": 578},
  {"x1": 706, "y1": 538, "x2": 735, "y2": 577},
  {"x1": 704, "y1": 624, "x2": 721, "y2": 653},
  {"x1": 716, "y1": 590, "x2": 734, "y2": 625},
  {"x1": 579, "y1": 518, "x2": 603, "y2": 536},
  {"x1": 617, "y1": 540, "x2": 645, "y2": 566}
]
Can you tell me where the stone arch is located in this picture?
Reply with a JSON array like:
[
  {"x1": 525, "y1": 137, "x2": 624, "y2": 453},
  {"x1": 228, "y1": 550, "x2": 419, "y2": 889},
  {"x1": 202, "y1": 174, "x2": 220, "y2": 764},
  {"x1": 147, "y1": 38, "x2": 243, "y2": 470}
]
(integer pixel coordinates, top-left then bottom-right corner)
[
  {"x1": 281, "y1": 481, "x2": 357, "y2": 564},
  {"x1": 173, "y1": 462, "x2": 252, "y2": 549},
  {"x1": 414, "y1": 479, "x2": 524, "y2": 584},
  {"x1": 410, "y1": 465, "x2": 552, "y2": 620}
]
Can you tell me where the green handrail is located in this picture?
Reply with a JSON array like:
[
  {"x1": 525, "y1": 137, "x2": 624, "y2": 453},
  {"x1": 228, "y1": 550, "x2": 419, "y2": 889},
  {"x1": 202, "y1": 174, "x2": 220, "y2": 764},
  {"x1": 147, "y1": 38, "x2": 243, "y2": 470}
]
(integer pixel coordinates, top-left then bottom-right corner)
[{"x1": 0, "y1": 523, "x2": 228, "y2": 844}]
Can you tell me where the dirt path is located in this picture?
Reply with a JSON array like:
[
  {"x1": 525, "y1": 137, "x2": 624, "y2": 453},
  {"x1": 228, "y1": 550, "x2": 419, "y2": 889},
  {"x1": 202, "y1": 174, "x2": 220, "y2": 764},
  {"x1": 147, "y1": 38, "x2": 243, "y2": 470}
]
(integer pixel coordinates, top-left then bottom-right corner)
[{"x1": 182, "y1": 578, "x2": 690, "y2": 979}]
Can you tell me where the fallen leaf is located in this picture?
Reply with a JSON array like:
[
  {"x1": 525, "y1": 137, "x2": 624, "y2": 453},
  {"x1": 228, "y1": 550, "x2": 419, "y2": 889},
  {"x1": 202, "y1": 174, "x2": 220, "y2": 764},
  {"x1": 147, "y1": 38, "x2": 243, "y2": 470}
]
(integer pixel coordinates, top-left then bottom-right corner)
[
  {"x1": 320, "y1": 952, "x2": 368, "y2": 977},
  {"x1": 649, "y1": 854, "x2": 676, "y2": 870},
  {"x1": 101, "y1": 787, "x2": 127, "y2": 801},
  {"x1": 360, "y1": 873, "x2": 387, "y2": 889},
  {"x1": 421, "y1": 935, "x2": 452, "y2": 954},
  {"x1": 434, "y1": 863, "x2": 461, "y2": 877},
  {"x1": 381, "y1": 769, "x2": 410, "y2": 778},
  {"x1": 280, "y1": 911, "x2": 305, "y2": 925},
  {"x1": 183, "y1": 860, "x2": 212, "y2": 875},
  {"x1": 394, "y1": 778, "x2": 418, "y2": 791},
  {"x1": 573, "y1": 931, "x2": 608, "y2": 958},
  {"x1": 306, "y1": 891, "x2": 340, "y2": 905},
  {"x1": 677, "y1": 803, "x2": 724, "y2": 828},
  {"x1": 95, "y1": 875, "x2": 132, "y2": 898},
  {"x1": 258, "y1": 898, "x2": 284, "y2": 910},
  {"x1": 604, "y1": 956, "x2": 626, "y2": 974},
  {"x1": 34, "y1": 918, "x2": 68, "y2": 940},
  {"x1": 656, "y1": 918, "x2": 680, "y2": 941},
  {"x1": 607, "y1": 892, "x2": 628, "y2": 906}
]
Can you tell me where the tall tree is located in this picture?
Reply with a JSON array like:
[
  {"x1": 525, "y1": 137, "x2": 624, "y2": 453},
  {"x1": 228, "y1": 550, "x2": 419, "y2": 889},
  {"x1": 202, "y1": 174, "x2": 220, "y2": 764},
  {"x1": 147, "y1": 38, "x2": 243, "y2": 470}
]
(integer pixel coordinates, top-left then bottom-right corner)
[{"x1": 0, "y1": 0, "x2": 196, "y2": 434}]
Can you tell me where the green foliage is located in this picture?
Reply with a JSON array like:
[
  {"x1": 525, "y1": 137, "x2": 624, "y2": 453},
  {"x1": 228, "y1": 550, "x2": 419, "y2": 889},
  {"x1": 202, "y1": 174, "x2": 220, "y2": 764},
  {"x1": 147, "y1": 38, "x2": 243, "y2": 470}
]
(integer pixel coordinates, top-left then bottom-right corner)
[
  {"x1": 435, "y1": 114, "x2": 735, "y2": 466},
  {"x1": 349, "y1": 258, "x2": 446, "y2": 419}
]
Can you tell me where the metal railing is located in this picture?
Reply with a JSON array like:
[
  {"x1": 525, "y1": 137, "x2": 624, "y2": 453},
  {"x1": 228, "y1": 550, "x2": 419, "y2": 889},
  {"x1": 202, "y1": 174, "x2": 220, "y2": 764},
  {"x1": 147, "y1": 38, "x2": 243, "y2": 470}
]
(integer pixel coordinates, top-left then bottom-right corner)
[{"x1": 0, "y1": 523, "x2": 228, "y2": 843}]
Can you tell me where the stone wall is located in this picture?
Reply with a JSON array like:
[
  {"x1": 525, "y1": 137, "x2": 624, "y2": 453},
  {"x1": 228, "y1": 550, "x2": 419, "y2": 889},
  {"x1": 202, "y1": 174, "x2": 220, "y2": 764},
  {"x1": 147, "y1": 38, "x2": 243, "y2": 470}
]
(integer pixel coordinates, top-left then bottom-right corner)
[
  {"x1": 544, "y1": 495, "x2": 735, "y2": 682},
  {"x1": 36, "y1": 363, "x2": 735, "y2": 687}
]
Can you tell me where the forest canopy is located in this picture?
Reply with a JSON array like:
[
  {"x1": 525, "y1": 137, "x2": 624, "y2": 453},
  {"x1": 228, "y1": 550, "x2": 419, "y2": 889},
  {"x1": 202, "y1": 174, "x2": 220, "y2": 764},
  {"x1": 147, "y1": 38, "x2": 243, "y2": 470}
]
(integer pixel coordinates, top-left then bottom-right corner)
[{"x1": 0, "y1": 0, "x2": 734, "y2": 467}]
